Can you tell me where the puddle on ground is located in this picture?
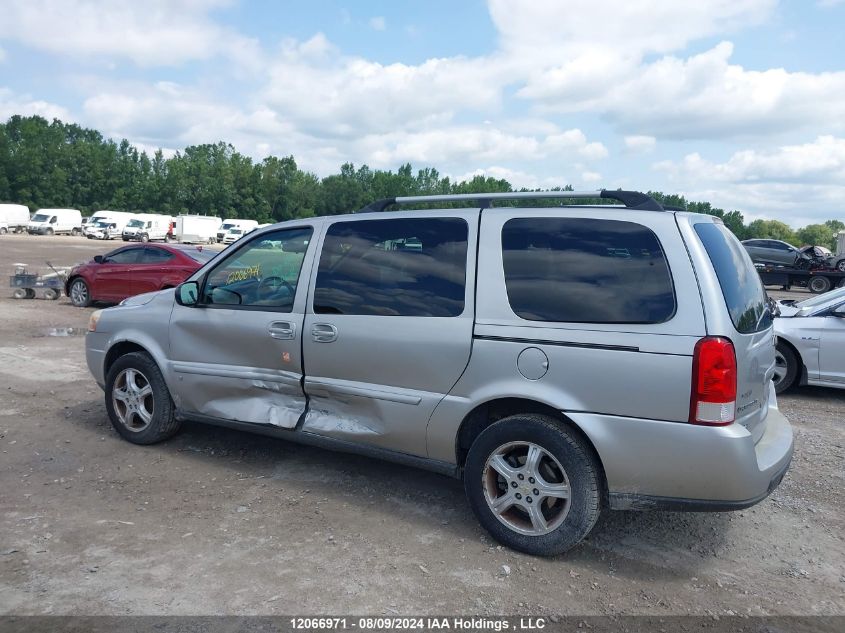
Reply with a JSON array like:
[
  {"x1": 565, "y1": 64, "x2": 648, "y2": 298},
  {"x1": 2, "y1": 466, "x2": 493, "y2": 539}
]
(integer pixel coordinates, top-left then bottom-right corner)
[{"x1": 32, "y1": 327, "x2": 87, "y2": 338}]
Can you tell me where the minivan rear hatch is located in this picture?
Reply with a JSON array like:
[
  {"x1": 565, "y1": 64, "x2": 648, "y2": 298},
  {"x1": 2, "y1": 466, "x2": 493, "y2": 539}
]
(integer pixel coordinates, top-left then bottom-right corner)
[{"x1": 692, "y1": 221, "x2": 774, "y2": 443}]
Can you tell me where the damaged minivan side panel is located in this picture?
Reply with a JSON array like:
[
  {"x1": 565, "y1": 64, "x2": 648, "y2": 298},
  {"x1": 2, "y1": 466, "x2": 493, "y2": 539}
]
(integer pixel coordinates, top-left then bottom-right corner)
[{"x1": 167, "y1": 224, "x2": 320, "y2": 428}]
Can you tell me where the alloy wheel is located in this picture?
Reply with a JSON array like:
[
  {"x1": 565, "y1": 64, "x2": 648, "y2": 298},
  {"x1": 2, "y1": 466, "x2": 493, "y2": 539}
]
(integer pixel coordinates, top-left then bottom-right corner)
[
  {"x1": 482, "y1": 441, "x2": 571, "y2": 536},
  {"x1": 111, "y1": 368, "x2": 155, "y2": 432}
]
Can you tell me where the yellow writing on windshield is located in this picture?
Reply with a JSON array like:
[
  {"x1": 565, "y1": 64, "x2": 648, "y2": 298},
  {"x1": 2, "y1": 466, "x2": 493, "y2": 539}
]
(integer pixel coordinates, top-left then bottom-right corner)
[{"x1": 226, "y1": 265, "x2": 261, "y2": 285}]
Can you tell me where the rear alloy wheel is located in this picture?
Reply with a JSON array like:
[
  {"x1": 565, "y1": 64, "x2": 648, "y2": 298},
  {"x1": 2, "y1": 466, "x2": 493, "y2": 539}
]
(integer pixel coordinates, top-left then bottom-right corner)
[
  {"x1": 69, "y1": 278, "x2": 91, "y2": 307},
  {"x1": 105, "y1": 352, "x2": 181, "y2": 444},
  {"x1": 809, "y1": 276, "x2": 832, "y2": 294},
  {"x1": 773, "y1": 342, "x2": 799, "y2": 394},
  {"x1": 464, "y1": 414, "x2": 601, "y2": 556},
  {"x1": 837, "y1": 259, "x2": 845, "y2": 273}
]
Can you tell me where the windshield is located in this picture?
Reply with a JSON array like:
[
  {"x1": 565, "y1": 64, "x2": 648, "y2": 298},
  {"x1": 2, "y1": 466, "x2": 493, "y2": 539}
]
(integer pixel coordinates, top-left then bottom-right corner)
[
  {"x1": 93, "y1": 221, "x2": 111, "y2": 228},
  {"x1": 795, "y1": 286, "x2": 845, "y2": 312},
  {"x1": 126, "y1": 219, "x2": 144, "y2": 228},
  {"x1": 32, "y1": 213, "x2": 49, "y2": 222},
  {"x1": 221, "y1": 223, "x2": 235, "y2": 230},
  {"x1": 230, "y1": 229, "x2": 243, "y2": 235}
]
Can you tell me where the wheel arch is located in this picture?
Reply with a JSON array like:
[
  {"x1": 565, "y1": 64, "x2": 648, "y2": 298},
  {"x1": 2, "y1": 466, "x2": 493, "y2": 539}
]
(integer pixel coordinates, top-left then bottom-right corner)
[
  {"x1": 776, "y1": 336, "x2": 808, "y2": 386},
  {"x1": 455, "y1": 397, "x2": 608, "y2": 501}
]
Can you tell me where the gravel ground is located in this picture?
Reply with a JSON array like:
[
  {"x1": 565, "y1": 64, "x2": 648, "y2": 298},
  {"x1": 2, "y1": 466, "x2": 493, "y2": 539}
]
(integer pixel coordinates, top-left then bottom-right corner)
[{"x1": 0, "y1": 234, "x2": 843, "y2": 616}]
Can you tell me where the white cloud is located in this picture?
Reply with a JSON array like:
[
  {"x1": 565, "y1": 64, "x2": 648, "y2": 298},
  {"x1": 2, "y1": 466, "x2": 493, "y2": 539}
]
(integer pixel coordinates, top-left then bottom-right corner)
[
  {"x1": 368, "y1": 16, "x2": 387, "y2": 31},
  {"x1": 817, "y1": 0, "x2": 844, "y2": 7},
  {"x1": 624, "y1": 135, "x2": 656, "y2": 153},
  {"x1": 0, "y1": 0, "x2": 259, "y2": 67},
  {"x1": 653, "y1": 136, "x2": 845, "y2": 223},
  {"x1": 581, "y1": 171, "x2": 602, "y2": 184},
  {"x1": 0, "y1": 87, "x2": 71, "y2": 121}
]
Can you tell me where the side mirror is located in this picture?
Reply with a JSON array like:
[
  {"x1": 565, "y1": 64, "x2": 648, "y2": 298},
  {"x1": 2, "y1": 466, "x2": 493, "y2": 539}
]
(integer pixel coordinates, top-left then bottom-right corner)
[
  {"x1": 93, "y1": 255, "x2": 104, "y2": 264},
  {"x1": 176, "y1": 281, "x2": 200, "y2": 306}
]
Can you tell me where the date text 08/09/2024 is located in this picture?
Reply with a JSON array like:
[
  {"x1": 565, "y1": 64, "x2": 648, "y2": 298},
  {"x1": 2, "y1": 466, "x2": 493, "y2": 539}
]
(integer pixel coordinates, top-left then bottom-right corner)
[{"x1": 290, "y1": 618, "x2": 549, "y2": 631}]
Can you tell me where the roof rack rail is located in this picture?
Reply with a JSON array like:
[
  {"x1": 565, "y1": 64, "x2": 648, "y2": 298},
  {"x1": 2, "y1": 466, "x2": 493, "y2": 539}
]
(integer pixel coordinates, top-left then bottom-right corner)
[{"x1": 355, "y1": 189, "x2": 665, "y2": 213}]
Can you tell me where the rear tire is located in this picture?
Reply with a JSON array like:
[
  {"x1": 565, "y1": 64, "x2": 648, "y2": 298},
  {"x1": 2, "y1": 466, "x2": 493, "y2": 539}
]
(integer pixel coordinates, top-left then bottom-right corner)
[
  {"x1": 836, "y1": 259, "x2": 845, "y2": 272},
  {"x1": 43, "y1": 288, "x2": 60, "y2": 300},
  {"x1": 464, "y1": 414, "x2": 601, "y2": 556},
  {"x1": 13, "y1": 288, "x2": 26, "y2": 299},
  {"x1": 105, "y1": 352, "x2": 181, "y2": 445},
  {"x1": 0, "y1": 227, "x2": 7, "y2": 235},
  {"x1": 773, "y1": 342, "x2": 798, "y2": 394},
  {"x1": 69, "y1": 278, "x2": 91, "y2": 307},
  {"x1": 71, "y1": 228, "x2": 81, "y2": 236},
  {"x1": 809, "y1": 276, "x2": 832, "y2": 294}
]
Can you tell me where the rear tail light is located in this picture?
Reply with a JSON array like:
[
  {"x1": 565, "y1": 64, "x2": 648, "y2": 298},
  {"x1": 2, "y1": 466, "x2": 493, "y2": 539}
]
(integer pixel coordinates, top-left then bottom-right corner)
[{"x1": 690, "y1": 336, "x2": 736, "y2": 425}]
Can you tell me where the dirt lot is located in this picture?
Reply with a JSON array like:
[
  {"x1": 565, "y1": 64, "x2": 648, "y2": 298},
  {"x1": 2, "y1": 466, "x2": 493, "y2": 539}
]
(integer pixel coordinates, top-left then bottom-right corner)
[{"x1": 0, "y1": 234, "x2": 843, "y2": 616}]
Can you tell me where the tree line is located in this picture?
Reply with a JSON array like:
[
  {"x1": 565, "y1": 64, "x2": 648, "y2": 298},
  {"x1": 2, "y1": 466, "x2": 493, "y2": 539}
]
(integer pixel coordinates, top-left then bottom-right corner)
[{"x1": 1, "y1": 115, "x2": 842, "y2": 249}]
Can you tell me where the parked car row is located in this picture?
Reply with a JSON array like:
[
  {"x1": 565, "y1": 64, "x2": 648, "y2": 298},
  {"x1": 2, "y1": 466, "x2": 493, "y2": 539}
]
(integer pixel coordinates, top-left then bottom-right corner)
[{"x1": 1, "y1": 204, "x2": 267, "y2": 245}]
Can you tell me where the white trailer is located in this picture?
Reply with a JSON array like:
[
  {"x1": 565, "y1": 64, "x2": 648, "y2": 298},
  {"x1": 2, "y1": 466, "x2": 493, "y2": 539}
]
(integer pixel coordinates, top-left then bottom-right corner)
[
  {"x1": 27, "y1": 209, "x2": 83, "y2": 236},
  {"x1": 0, "y1": 204, "x2": 31, "y2": 234},
  {"x1": 174, "y1": 215, "x2": 221, "y2": 244},
  {"x1": 216, "y1": 218, "x2": 259, "y2": 242},
  {"x1": 122, "y1": 214, "x2": 174, "y2": 242}
]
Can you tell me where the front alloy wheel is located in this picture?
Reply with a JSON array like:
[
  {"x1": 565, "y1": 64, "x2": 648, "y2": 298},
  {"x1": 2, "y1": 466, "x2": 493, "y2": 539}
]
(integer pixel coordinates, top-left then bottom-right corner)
[
  {"x1": 69, "y1": 279, "x2": 91, "y2": 307},
  {"x1": 111, "y1": 368, "x2": 155, "y2": 433}
]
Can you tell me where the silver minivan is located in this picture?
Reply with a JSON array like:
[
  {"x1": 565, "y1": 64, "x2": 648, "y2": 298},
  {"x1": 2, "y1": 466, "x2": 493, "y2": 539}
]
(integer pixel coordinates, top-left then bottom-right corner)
[{"x1": 85, "y1": 191, "x2": 793, "y2": 555}]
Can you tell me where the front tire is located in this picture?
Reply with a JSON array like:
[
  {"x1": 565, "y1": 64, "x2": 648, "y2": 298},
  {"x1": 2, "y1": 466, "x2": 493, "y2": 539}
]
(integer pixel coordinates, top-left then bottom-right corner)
[
  {"x1": 69, "y1": 278, "x2": 91, "y2": 307},
  {"x1": 773, "y1": 342, "x2": 799, "y2": 394},
  {"x1": 464, "y1": 414, "x2": 601, "y2": 556},
  {"x1": 45, "y1": 227, "x2": 54, "y2": 236},
  {"x1": 105, "y1": 352, "x2": 181, "y2": 445}
]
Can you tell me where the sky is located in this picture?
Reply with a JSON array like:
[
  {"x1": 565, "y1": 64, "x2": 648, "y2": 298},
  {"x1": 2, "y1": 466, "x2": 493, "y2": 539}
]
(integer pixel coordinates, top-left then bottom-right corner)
[{"x1": 1, "y1": 0, "x2": 844, "y2": 226}]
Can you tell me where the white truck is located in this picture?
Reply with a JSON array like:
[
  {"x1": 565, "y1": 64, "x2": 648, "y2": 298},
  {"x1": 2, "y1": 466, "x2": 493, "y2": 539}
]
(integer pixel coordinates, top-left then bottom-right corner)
[
  {"x1": 174, "y1": 215, "x2": 221, "y2": 244},
  {"x1": 216, "y1": 219, "x2": 259, "y2": 242},
  {"x1": 0, "y1": 204, "x2": 31, "y2": 234},
  {"x1": 84, "y1": 210, "x2": 137, "y2": 240},
  {"x1": 27, "y1": 209, "x2": 83, "y2": 236},
  {"x1": 122, "y1": 214, "x2": 174, "y2": 242}
]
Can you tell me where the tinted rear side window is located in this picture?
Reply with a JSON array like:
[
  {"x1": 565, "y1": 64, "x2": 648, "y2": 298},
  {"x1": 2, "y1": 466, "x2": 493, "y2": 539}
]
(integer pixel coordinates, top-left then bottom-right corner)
[
  {"x1": 694, "y1": 222, "x2": 772, "y2": 334},
  {"x1": 502, "y1": 218, "x2": 676, "y2": 323},
  {"x1": 314, "y1": 218, "x2": 468, "y2": 317}
]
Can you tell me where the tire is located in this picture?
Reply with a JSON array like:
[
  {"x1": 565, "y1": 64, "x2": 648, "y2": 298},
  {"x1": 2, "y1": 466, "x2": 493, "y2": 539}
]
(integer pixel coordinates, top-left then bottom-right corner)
[
  {"x1": 13, "y1": 288, "x2": 26, "y2": 299},
  {"x1": 464, "y1": 414, "x2": 601, "y2": 556},
  {"x1": 45, "y1": 228, "x2": 54, "y2": 236},
  {"x1": 140, "y1": 233, "x2": 149, "y2": 243},
  {"x1": 104, "y1": 352, "x2": 181, "y2": 445},
  {"x1": 808, "y1": 276, "x2": 832, "y2": 294},
  {"x1": 0, "y1": 227, "x2": 7, "y2": 235},
  {"x1": 69, "y1": 278, "x2": 92, "y2": 307},
  {"x1": 44, "y1": 288, "x2": 59, "y2": 300},
  {"x1": 773, "y1": 342, "x2": 799, "y2": 394},
  {"x1": 71, "y1": 228, "x2": 81, "y2": 236},
  {"x1": 24, "y1": 288, "x2": 36, "y2": 299},
  {"x1": 836, "y1": 260, "x2": 845, "y2": 273}
]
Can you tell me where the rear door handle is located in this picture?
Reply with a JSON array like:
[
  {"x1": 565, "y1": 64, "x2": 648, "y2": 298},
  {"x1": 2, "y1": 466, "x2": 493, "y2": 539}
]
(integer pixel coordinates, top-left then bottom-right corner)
[
  {"x1": 311, "y1": 323, "x2": 338, "y2": 343},
  {"x1": 269, "y1": 321, "x2": 296, "y2": 340}
]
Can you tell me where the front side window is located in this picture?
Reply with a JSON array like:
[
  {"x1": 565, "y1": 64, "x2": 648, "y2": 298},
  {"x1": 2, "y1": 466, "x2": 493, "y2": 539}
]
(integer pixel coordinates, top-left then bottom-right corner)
[
  {"x1": 314, "y1": 218, "x2": 469, "y2": 317},
  {"x1": 502, "y1": 217, "x2": 676, "y2": 323},
  {"x1": 200, "y1": 227, "x2": 312, "y2": 310},
  {"x1": 106, "y1": 248, "x2": 143, "y2": 264}
]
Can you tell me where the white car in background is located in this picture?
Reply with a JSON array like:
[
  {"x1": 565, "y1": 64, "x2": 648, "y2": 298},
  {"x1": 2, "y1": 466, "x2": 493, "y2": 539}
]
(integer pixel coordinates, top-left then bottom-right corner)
[
  {"x1": 773, "y1": 287, "x2": 845, "y2": 393},
  {"x1": 222, "y1": 228, "x2": 246, "y2": 244}
]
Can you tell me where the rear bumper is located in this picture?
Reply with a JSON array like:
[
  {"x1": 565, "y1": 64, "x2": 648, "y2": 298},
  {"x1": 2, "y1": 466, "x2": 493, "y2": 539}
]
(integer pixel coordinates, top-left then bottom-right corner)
[{"x1": 569, "y1": 390, "x2": 794, "y2": 510}]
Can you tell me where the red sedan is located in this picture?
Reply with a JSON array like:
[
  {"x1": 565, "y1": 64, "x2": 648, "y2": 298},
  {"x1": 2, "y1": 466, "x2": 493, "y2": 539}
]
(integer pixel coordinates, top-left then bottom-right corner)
[{"x1": 65, "y1": 244, "x2": 217, "y2": 307}]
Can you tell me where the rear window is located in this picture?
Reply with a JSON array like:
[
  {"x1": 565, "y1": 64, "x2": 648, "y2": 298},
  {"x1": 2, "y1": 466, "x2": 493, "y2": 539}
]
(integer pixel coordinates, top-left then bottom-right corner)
[
  {"x1": 181, "y1": 248, "x2": 217, "y2": 263},
  {"x1": 501, "y1": 217, "x2": 676, "y2": 323},
  {"x1": 694, "y1": 222, "x2": 772, "y2": 333}
]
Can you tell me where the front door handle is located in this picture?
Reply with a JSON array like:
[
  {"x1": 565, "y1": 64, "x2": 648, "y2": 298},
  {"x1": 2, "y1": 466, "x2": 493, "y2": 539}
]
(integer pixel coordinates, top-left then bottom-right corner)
[
  {"x1": 269, "y1": 321, "x2": 296, "y2": 340},
  {"x1": 311, "y1": 323, "x2": 338, "y2": 343}
]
